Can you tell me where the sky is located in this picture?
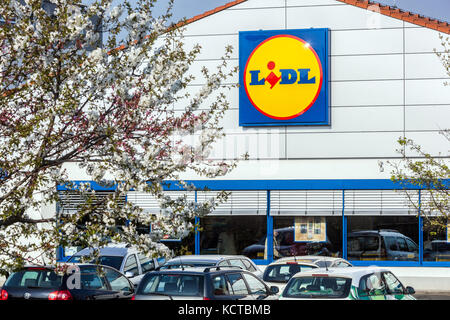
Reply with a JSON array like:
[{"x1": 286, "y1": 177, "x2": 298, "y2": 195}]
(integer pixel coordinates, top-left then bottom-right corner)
[{"x1": 159, "y1": 0, "x2": 450, "y2": 23}]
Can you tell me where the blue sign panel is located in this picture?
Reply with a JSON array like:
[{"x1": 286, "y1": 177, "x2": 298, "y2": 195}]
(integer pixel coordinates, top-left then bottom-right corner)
[{"x1": 239, "y1": 28, "x2": 329, "y2": 126}]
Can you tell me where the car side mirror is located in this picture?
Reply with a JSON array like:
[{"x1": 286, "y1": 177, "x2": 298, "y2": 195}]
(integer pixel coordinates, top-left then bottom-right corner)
[
  {"x1": 269, "y1": 286, "x2": 279, "y2": 294},
  {"x1": 124, "y1": 287, "x2": 134, "y2": 295},
  {"x1": 405, "y1": 286, "x2": 415, "y2": 295}
]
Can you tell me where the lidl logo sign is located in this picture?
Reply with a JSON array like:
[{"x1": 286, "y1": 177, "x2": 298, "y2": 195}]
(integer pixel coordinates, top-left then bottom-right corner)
[{"x1": 239, "y1": 29, "x2": 329, "y2": 126}]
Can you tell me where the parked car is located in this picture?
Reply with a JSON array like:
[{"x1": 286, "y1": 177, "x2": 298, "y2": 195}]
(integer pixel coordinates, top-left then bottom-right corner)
[
  {"x1": 262, "y1": 259, "x2": 318, "y2": 293},
  {"x1": 242, "y1": 227, "x2": 334, "y2": 259},
  {"x1": 134, "y1": 266, "x2": 279, "y2": 300},
  {"x1": 67, "y1": 244, "x2": 167, "y2": 286},
  {"x1": 348, "y1": 230, "x2": 419, "y2": 261},
  {"x1": 424, "y1": 240, "x2": 450, "y2": 262},
  {"x1": 279, "y1": 267, "x2": 416, "y2": 300},
  {"x1": 275, "y1": 256, "x2": 353, "y2": 269},
  {"x1": 159, "y1": 255, "x2": 263, "y2": 278},
  {"x1": 0, "y1": 264, "x2": 135, "y2": 300}
]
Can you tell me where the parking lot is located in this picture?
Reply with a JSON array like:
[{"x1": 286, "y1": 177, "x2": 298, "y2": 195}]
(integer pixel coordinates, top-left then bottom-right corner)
[
  {"x1": 1, "y1": 252, "x2": 449, "y2": 301},
  {"x1": 415, "y1": 292, "x2": 450, "y2": 300}
]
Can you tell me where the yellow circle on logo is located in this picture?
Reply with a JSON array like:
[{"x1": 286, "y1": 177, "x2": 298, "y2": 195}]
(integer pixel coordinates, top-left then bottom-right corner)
[{"x1": 244, "y1": 35, "x2": 323, "y2": 120}]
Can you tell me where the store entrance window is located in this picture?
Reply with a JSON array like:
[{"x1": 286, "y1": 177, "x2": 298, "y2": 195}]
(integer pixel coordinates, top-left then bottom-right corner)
[{"x1": 200, "y1": 216, "x2": 266, "y2": 259}]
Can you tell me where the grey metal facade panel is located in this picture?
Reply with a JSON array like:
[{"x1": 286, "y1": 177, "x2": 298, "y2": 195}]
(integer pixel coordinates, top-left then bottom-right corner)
[
  {"x1": 58, "y1": 191, "x2": 126, "y2": 215},
  {"x1": 126, "y1": 191, "x2": 196, "y2": 214},
  {"x1": 196, "y1": 190, "x2": 267, "y2": 215},
  {"x1": 343, "y1": 189, "x2": 419, "y2": 215},
  {"x1": 270, "y1": 190, "x2": 343, "y2": 215}
]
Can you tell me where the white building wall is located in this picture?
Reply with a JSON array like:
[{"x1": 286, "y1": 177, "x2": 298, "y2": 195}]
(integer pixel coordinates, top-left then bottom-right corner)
[
  {"x1": 53, "y1": 1, "x2": 450, "y2": 289},
  {"x1": 58, "y1": 0, "x2": 450, "y2": 181},
  {"x1": 173, "y1": 0, "x2": 449, "y2": 182}
]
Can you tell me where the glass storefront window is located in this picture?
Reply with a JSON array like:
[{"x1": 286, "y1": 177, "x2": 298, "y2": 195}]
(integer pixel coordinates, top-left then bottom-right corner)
[
  {"x1": 347, "y1": 216, "x2": 419, "y2": 261},
  {"x1": 200, "y1": 216, "x2": 266, "y2": 259},
  {"x1": 272, "y1": 217, "x2": 342, "y2": 258},
  {"x1": 423, "y1": 217, "x2": 450, "y2": 262},
  {"x1": 160, "y1": 219, "x2": 196, "y2": 256}
]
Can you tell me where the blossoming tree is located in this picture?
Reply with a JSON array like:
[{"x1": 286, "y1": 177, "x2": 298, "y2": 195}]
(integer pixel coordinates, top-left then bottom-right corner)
[{"x1": 0, "y1": 0, "x2": 237, "y2": 273}]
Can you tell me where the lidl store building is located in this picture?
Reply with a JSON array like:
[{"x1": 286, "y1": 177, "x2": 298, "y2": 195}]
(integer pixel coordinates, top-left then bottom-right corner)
[{"x1": 60, "y1": 0, "x2": 450, "y2": 289}]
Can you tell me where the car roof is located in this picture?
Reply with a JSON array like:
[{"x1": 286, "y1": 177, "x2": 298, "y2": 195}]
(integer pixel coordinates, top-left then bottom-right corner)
[
  {"x1": 274, "y1": 226, "x2": 295, "y2": 232},
  {"x1": 275, "y1": 256, "x2": 347, "y2": 263},
  {"x1": 22, "y1": 263, "x2": 113, "y2": 270},
  {"x1": 431, "y1": 240, "x2": 449, "y2": 243},
  {"x1": 166, "y1": 255, "x2": 250, "y2": 263},
  {"x1": 72, "y1": 246, "x2": 134, "y2": 257},
  {"x1": 148, "y1": 266, "x2": 244, "y2": 274},
  {"x1": 19, "y1": 265, "x2": 56, "y2": 272},
  {"x1": 266, "y1": 260, "x2": 318, "y2": 268},
  {"x1": 348, "y1": 230, "x2": 406, "y2": 236},
  {"x1": 291, "y1": 266, "x2": 392, "y2": 279}
]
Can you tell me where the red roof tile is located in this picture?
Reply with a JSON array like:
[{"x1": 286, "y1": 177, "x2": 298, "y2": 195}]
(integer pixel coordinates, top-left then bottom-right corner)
[{"x1": 336, "y1": 0, "x2": 449, "y2": 34}]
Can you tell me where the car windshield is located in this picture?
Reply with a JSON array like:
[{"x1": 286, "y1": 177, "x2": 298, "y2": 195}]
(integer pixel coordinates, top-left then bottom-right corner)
[
  {"x1": 138, "y1": 274, "x2": 204, "y2": 297},
  {"x1": 68, "y1": 255, "x2": 124, "y2": 271},
  {"x1": 4, "y1": 269, "x2": 63, "y2": 289},
  {"x1": 283, "y1": 276, "x2": 351, "y2": 299},
  {"x1": 263, "y1": 264, "x2": 316, "y2": 283}
]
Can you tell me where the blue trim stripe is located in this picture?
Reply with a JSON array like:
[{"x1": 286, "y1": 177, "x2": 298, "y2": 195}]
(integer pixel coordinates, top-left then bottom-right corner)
[
  {"x1": 57, "y1": 179, "x2": 442, "y2": 191},
  {"x1": 181, "y1": 179, "x2": 421, "y2": 190},
  {"x1": 350, "y1": 260, "x2": 421, "y2": 267}
]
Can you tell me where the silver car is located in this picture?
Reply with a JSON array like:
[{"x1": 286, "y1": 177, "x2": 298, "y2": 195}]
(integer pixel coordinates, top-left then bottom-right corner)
[
  {"x1": 159, "y1": 255, "x2": 263, "y2": 279},
  {"x1": 135, "y1": 267, "x2": 279, "y2": 300},
  {"x1": 67, "y1": 245, "x2": 168, "y2": 286}
]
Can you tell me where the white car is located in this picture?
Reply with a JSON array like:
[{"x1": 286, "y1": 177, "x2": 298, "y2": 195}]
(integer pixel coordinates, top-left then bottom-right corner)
[
  {"x1": 67, "y1": 243, "x2": 171, "y2": 286},
  {"x1": 279, "y1": 267, "x2": 416, "y2": 300},
  {"x1": 275, "y1": 255, "x2": 353, "y2": 269},
  {"x1": 262, "y1": 259, "x2": 319, "y2": 293}
]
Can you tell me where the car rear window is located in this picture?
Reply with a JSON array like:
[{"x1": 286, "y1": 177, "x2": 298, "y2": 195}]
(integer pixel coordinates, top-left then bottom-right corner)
[
  {"x1": 314, "y1": 261, "x2": 332, "y2": 268},
  {"x1": 4, "y1": 269, "x2": 63, "y2": 289},
  {"x1": 138, "y1": 274, "x2": 204, "y2": 297},
  {"x1": 78, "y1": 270, "x2": 108, "y2": 290},
  {"x1": 263, "y1": 264, "x2": 316, "y2": 283},
  {"x1": 283, "y1": 276, "x2": 351, "y2": 299}
]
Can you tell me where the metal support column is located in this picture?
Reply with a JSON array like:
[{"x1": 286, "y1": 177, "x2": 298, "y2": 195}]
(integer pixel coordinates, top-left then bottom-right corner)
[
  {"x1": 266, "y1": 190, "x2": 274, "y2": 263},
  {"x1": 418, "y1": 190, "x2": 423, "y2": 265},
  {"x1": 194, "y1": 191, "x2": 200, "y2": 255},
  {"x1": 342, "y1": 190, "x2": 347, "y2": 260}
]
